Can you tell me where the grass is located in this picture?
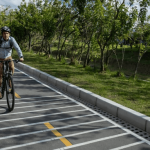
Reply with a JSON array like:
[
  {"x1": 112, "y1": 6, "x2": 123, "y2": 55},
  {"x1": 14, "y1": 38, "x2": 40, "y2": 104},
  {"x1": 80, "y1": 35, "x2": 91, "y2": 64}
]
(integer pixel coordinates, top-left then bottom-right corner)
[{"x1": 12, "y1": 50, "x2": 150, "y2": 117}]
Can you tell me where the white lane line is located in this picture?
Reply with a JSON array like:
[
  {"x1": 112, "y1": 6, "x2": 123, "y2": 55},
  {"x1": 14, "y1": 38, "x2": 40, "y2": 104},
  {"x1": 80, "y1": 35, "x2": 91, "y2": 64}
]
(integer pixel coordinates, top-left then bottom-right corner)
[
  {"x1": 15, "y1": 69, "x2": 149, "y2": 146},
  {"x1": 15, "y1": 98, "x2": 69, "y2": 104},
  {"x1": 0, "y1": 98, "x2": 69, "y2": 106},
  {"x1": 0, "y1": 109, "x2": 87, "y2": 123},
  {"x1": 3, "y1": 101, "x2": 74, "y2": 109},
  {"x1": 0, "y1": 114, "x2": 95, "y2": 131},
  {"x1": 0, "y1": 95, "x2": 63, "y2": 101},
  {"x1": 0, "y1": 119, "x2": 106, "y2": 140},
  {"x1": 109, "y1": 141, "x2": 145, "y2": 150},
  {"x1": 54, "y1": 133, "x2": 129, "y2": 150},
  {"x1": 0, "y1": 127, "x2": 127, "y2": 150},
  {"x1": 61, "y1": 96, "x2": 150, "y2": 145},
  {"x1": 14, "y1": 78, "x2": 34, "y2": 80},
  {"x1": 0, "y1": 105, "x2": 81, "y2": 116},
  {"x1": 15, "y1": 68, "x2": 63, "y2": 95}
]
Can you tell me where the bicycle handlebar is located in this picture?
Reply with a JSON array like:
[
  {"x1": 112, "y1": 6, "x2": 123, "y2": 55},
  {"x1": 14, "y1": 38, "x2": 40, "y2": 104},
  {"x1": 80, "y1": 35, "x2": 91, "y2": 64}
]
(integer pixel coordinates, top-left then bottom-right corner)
[
  {"x1": 0, "y1": 59, "x2": 21, "y2": 63},
  {"x1": 0, "y1": 59, "x2": 12, "y2": 63},
  {"x1": 12, "y1": 59, "x2": 21, "y2": 63}
]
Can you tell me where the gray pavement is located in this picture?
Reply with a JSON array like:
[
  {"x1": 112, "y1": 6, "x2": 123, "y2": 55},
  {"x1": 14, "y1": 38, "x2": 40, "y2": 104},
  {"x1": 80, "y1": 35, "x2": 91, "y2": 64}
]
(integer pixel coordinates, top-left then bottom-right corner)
[{"x1": 0, "y1": 68, "x2": 149, "y2": 150}]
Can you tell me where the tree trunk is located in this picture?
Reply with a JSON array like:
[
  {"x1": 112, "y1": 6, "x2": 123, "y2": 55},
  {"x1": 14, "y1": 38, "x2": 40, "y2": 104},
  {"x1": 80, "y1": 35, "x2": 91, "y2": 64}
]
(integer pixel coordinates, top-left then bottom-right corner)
[
  {"x1": 78, "y1": 40, "x2": 85, "y2": 65},
  {"x1": 112, "y1": 45, "x2": 124, "y2": 77},
  {"x1": 58, "y1": 27, "x2": 64, "y2": 61},
  {"x1": 133, "y1": 58, "x2": 140, "y2": 79},
  {"x1": 56, "y1": 35, "x2": 61, "y2": 59},
  {"x1": 87, "y1": 55, "x2": 91, "y2": 66},
  {"x1": 78, "y1": 49, "x2": 83, "y2": 65},
  {"x1": 60, "y1": 30, "x2": 75, "y2": 60},
  {"x1": 58, "y1": 36, "x2": 61, "y2": 60},
  {"x1": 105, "y1": 49, "x2": 113, "y2": 67},
  {"x1": 48, "y1": 44, "x2": 51, "y2": 58},
  {"x1": 59, "y1": 38, "x2": 66, "y2": 60},
  {"x1": 29, "y1": 34, "x2": 32, "y2": 52},
  {"x1": 83, "y1": 42, "x2": 90, "y2": 68},
  {"x1": 133, "y1": 46, "x2": 141, "y2": 79},
  {"x1": 130, "y1": 43, "x2": 132, "y2": 49},
  {"x1": 100, "y1": 48, "x2": 105, "y2": 72}
]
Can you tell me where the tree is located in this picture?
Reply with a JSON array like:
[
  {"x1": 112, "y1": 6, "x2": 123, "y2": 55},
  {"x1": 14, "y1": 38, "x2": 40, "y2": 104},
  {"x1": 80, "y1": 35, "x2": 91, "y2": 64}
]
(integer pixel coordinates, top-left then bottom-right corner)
[
  {"x1": 15, "y1": 0, "x2": 41, "y2": 51},
  {"x1": 94, "y1": 0, "x2": 138, "y2": 72},
  {"x1": 133, "y1": 22, "x2": 150, "y2": 79},
  {"x1": 38, "y1": 0, "x2": 58, "y2": 57}
]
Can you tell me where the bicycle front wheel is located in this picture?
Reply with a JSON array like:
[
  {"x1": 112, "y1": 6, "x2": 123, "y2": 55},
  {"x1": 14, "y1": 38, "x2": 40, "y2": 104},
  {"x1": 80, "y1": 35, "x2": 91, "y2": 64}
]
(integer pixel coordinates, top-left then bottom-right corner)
[
  {"x1": 0, "y1": 76, "x2": 5, "y2": 99},
  {"x1": 6, "y1": 76, "x2": 15, "y2": 111}
]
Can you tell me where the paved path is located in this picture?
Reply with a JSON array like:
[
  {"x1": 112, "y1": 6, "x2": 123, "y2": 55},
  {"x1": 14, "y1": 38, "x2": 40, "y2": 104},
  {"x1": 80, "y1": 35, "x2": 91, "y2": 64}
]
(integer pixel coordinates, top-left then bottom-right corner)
[{"x1": 0, "y1": 68, "x2": 149, "y2": 150}]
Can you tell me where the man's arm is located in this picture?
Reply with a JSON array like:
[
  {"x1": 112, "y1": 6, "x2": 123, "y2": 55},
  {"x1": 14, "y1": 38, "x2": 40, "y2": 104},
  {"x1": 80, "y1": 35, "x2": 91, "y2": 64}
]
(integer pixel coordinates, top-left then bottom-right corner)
[{"x1": 11, "y1": 37, "x2": 24, "y2": 62}]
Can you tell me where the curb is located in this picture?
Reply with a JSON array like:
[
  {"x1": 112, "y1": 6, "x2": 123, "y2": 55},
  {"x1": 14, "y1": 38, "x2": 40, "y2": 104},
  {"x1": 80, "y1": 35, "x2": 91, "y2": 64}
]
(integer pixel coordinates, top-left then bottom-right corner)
[{"x1": 14, "y1": 62, "x2": 150, "y2": 134}]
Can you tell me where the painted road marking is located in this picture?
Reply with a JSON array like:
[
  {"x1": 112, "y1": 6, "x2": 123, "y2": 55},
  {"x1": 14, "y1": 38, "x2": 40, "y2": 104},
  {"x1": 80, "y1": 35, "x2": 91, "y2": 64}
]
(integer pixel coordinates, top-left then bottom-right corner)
[
  {"x1": 0, "y1": 114, "x2": 96, "y2": 131},
  {"x1": 0, "y1": 109, "x2": 87, "y2": 123},
  {"x1": 54, "y1": 133, "x2": 129, "y2": 150},
  {"x1": 109, "y1": 141, "x2": 144, "y2": 150},
  {"x1": 15, "y1": 68, "x2": 63, "y2": 95},
  {"x1": 14, "y1": 68, "x2": 150, "y2": 148},
  {"x1": 14, "y1": 97, "x2": 69, "y2": 104},
  {"x1": 0, "y1": 105, "x2": 80, "y2": 116},
  {"x1": 15, "y1": 92, "x2": 21, "y2": 98},
  {"x1": 8, "y1": 101, "x2": 75, "y2": 109},
  {"x1": 15, "y1": 95, "x2": 63, "y2": 100},
  {"x1": 64, "y1": 96, "x2": 150, "y2": 146},
  {"x1": 0, "y1": 98, "x2": 71, "y2": 106},
  {"x1": 0, "y1": 119, "x2": 106, "y2": 140},
  {"x1": 0, "y1": 125, "x2": 119, "y2": 150},
  {"x1": 0, "y1": 95, "x2": 63, "y2": 102},
  {"x1": 45, "y1": 122, "x2": 72, "y2": 147}
]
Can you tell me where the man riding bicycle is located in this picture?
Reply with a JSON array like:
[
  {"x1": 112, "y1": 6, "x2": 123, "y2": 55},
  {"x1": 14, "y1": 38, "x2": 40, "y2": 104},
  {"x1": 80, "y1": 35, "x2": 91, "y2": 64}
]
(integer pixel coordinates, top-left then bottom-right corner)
[{"x1": 0, "y1": 26, "x2": 24, "y2": 98}]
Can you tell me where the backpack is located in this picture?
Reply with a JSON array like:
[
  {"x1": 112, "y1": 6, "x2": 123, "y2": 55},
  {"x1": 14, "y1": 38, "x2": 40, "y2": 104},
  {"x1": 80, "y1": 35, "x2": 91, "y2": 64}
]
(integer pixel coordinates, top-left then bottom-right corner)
[{"x1": 0, "y1": 36, "x2": 13, "y2": 49}]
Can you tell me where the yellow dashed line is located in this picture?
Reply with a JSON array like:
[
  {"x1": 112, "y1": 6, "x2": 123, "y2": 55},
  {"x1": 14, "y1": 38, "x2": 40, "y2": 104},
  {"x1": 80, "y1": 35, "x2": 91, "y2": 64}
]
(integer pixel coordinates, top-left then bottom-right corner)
[
  {"x1": 15, "y1": 92, "x2": 21, "y2": 98},
  {"x1": 44, "y1": 122, "x2": 72, "y2": 147},
  {"x1": 60, "y1": 138, "x2": 72, "y2": 146}
]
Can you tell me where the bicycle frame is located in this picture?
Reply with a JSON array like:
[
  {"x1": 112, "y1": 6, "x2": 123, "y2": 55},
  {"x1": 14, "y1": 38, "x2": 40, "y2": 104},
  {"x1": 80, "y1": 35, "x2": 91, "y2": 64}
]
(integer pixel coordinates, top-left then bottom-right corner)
[{"x1": 0, "y1": 59, "x2": 12, "y2": 96}]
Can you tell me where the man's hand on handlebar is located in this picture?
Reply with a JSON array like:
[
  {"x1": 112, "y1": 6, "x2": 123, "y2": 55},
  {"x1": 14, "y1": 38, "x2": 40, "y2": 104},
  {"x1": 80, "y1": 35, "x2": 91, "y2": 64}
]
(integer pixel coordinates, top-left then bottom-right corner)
[{"x1": 19, "y1": 58, "x2": 24, "y2": 62}]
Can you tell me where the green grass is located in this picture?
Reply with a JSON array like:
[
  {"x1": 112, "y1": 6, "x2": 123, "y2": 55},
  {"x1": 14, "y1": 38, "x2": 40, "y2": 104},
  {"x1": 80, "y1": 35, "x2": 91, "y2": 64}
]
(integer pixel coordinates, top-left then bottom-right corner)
[{"x1": 12, "y1": 50, "x2": 150, "y2": 117}]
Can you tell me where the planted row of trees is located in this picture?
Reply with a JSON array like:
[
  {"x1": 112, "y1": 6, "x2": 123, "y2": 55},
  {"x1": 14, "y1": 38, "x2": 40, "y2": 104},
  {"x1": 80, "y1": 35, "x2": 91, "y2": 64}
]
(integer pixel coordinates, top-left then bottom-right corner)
[{"x1": 1, "y1": 0, "x2": 150, "y2": 78}]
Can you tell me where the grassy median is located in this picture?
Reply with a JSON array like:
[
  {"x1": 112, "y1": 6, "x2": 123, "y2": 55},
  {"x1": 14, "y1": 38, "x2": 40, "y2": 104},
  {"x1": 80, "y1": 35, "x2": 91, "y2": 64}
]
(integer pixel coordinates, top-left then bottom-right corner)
[{"x1": 12, "y1": 50, "x2": 150, "y2": 117}]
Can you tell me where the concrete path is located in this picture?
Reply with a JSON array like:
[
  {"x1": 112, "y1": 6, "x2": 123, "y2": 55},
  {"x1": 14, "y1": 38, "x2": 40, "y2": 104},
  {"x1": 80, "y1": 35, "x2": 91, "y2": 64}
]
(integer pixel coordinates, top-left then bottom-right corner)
[{"x1": 0, "y1": 69, "x2": 149, "y2": 150}]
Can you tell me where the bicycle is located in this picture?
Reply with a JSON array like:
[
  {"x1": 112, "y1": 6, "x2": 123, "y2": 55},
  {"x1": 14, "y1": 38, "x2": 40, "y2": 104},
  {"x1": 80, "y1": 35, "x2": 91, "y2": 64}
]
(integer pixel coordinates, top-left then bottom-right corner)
[{"x1": 0, "y1": 59, "x2": 19, "y2": 111}]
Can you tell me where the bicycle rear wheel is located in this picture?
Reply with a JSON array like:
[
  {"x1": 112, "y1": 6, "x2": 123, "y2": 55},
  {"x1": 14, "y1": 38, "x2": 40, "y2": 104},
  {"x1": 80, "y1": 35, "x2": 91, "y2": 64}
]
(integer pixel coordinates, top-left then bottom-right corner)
[{"x1": 6, "y1": 76, "x2": 15, "y2": 111}]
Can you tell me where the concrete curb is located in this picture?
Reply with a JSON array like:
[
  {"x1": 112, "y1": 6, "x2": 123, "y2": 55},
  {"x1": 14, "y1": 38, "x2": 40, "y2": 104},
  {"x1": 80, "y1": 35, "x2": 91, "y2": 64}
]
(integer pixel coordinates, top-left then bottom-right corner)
[{"x1": 14, "y1": 62, "x2": 150, "y2": 134}]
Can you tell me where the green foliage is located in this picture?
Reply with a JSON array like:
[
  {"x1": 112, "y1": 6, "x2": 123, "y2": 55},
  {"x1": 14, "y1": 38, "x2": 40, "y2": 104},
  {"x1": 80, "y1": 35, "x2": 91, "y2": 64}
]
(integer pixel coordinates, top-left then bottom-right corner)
[
  {"x1": 85, "y1": 65, "x2": 93, "y2": 71},
  {"x1": 1, "y1": 0, "x2": 150, "y2": 80},
  {"x1": 73, "y1": 0, "x2": 86, "y2": 14},
  {"x1": 61, "y1": 56, "x2": 66, "y2": 64}
]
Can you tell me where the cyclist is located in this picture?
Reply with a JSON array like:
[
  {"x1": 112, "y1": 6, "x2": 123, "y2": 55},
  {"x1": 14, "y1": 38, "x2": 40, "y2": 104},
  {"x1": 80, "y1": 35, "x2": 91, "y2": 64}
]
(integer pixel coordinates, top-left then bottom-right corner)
[{"x1": 0, "y1": 26, "x2": 24, "y2": 98}]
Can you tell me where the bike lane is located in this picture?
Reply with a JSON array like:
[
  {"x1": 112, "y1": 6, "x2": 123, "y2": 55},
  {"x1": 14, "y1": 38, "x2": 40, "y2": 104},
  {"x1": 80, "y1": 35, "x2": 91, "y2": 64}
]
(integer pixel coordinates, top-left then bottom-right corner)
[{"x1": 0, "y1": 68, "x2": 149, "y2": 150}]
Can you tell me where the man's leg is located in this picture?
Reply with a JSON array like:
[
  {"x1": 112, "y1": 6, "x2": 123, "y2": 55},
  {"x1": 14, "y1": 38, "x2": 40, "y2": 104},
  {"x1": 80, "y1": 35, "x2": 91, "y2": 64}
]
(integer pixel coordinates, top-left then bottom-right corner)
[
  {"x1": 0, "y1": 62, "x2": 3, "y2": 98},
  {"x1": 0, "y1": 63, "x2": 3, "y2": 87},
  {"x1": 8, "y1": 57, "x2": 14, "y2": 88},
  {"x1": 8, "y1": 57, "x2": 14, "y2": 75}
]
